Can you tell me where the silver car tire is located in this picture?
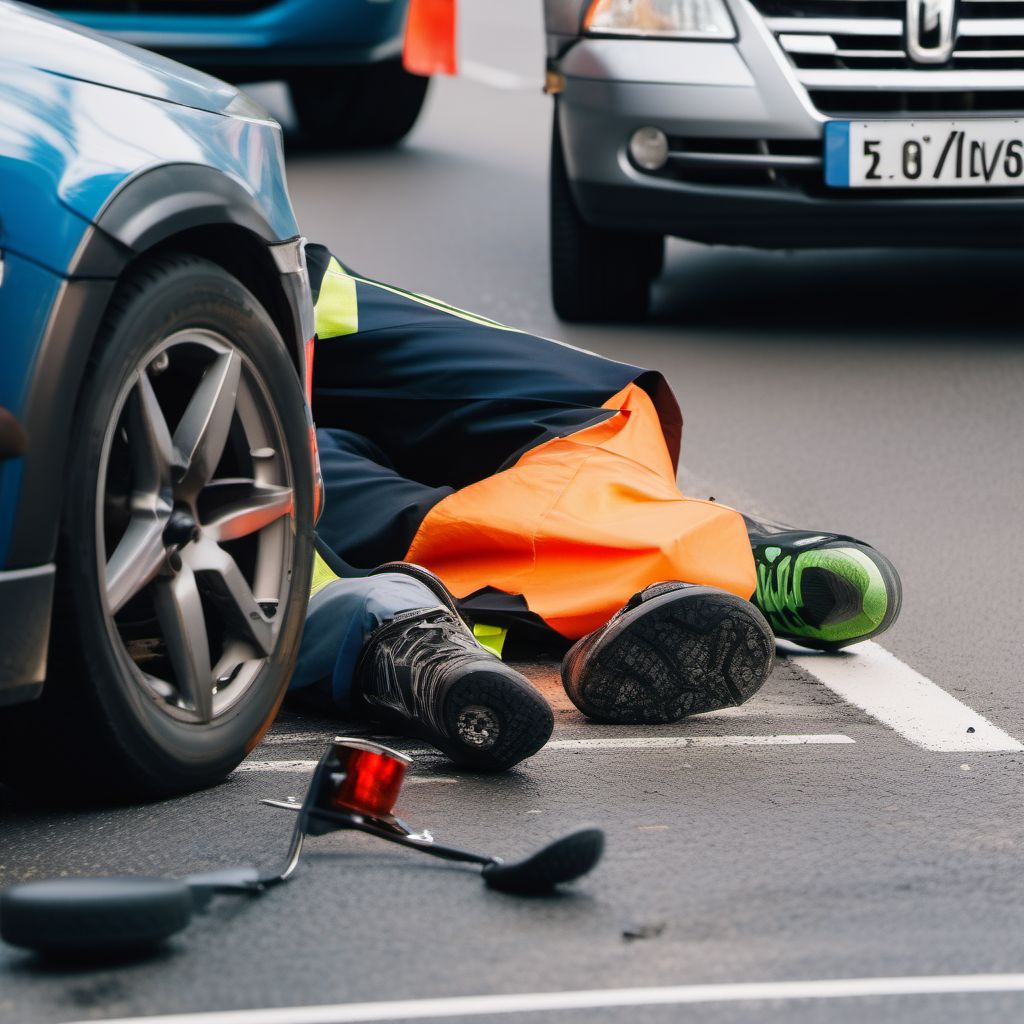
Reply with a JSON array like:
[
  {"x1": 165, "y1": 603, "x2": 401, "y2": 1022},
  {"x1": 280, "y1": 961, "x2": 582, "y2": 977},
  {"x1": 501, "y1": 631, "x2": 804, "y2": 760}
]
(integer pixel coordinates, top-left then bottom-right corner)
[{"x1": 549, "y1": 114, "x2": 662, "y2": 322}]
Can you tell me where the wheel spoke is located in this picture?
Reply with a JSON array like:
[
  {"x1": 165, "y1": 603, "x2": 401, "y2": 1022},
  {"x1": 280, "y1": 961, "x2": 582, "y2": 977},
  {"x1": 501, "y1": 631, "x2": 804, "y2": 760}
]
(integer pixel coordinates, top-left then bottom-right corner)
[
  {"x1": 212, "y1": 644, "x2": 259, "y2": 693},
  {"x1": 105, "y1": 515, "x2": 168, "y2": 614},
  {"x1": 201, "y1": 480, "x2": 294, "y2": 543},
  {"x1": 153, "y1": 565, "x2": 214, "y2": 723},
  {"x1": 186, "y1": 540, "x2": 275, "y2": 656},
  {"x1": 128, "y1": 370, "x2": 174, "y2": 496},
  {"x1": 173, "y1": 351, "x2": 241, "y2": 496}
]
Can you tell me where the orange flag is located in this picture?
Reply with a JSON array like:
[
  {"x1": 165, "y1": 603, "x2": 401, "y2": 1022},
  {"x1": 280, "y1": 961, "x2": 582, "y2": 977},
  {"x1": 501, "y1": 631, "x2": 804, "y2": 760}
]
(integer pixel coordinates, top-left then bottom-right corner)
[{"x1": 403, "y1": 0, "x2": 458, "y2": 76}]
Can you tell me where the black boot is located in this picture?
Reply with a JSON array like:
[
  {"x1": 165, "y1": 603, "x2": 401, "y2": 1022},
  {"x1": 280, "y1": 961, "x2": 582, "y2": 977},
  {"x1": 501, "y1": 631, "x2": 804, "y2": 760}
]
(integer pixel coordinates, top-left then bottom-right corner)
[
  {"x1": 354, "y1": 566, "x2": 553, "y2": 771},
  {"x1": 561, "y1": 582, "x2": 775, "y2": 724}
]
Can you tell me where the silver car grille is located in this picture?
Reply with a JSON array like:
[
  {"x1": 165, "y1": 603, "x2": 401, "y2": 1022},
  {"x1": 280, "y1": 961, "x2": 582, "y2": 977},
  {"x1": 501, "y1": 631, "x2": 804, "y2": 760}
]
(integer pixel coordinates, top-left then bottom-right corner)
[{"x1": 749, "y1": 0, "x2": 1024, "y2": 114}]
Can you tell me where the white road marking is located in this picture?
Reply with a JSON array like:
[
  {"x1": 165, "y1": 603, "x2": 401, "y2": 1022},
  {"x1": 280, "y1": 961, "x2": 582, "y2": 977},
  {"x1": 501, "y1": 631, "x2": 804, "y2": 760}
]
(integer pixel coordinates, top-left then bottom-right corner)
[
  {"x1": 243, "y1": 735, "x2": 852, "y2": 775},
  {"x1": 261, "y1": 733, "x2": 336, "y2": 747},
  {"x1": 258, "y1": 694, "x2": 834, "y2": 748},
  {"x1": 544, "y1": 734, "x2": 853, "y2": 751},
  {"x1": 785, "y1": 641, "x2": 1024, "y2": 752},
  {"x1": 66, "y1": 973, "x2": 1024, "y2": 1024},
  {"x1": 235, "y1": 761, "x2": 457, "y2": 784},
  {"x1": 236, "y1": 760, "x2": 317, "y2": 773},
  {"x1": 459, "y1": 60, "x2": 538, "y2": 92}
]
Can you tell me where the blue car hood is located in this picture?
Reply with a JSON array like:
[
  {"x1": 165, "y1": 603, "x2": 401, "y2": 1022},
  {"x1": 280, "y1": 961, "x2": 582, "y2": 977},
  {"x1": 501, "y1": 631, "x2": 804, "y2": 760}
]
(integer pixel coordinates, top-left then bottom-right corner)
[{"x1": 0, "y1": 1, "x2": 241, "y2": 115}]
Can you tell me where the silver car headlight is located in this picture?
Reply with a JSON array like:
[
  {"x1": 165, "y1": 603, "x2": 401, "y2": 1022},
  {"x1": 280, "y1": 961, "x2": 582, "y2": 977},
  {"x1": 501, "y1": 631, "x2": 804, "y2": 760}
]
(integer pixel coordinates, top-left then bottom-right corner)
[{"x1": 584, "y1": 0, "x2": 736, "y2": 41}]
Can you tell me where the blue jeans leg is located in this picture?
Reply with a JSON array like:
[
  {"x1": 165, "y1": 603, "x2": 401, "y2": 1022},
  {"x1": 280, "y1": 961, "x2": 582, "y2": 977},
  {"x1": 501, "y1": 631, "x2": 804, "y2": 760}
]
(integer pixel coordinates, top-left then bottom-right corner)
[{"x1": 290, "y1": 573, "x2": 439, "y2": 711}]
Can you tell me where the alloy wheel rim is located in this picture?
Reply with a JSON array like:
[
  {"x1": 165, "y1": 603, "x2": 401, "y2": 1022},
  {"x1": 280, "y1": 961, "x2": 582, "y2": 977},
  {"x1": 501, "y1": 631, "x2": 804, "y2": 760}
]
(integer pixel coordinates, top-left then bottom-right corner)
[{"x1": 96, "y1": 330, "x2": 296, "y2": 725}]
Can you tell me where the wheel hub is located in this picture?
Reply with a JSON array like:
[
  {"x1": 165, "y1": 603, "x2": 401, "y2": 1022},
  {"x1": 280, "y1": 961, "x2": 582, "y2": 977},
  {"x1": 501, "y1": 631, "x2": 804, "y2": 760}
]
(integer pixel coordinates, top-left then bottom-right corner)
[{"x1": 162, "y1": 508, "x2": 200, "y2": 549}]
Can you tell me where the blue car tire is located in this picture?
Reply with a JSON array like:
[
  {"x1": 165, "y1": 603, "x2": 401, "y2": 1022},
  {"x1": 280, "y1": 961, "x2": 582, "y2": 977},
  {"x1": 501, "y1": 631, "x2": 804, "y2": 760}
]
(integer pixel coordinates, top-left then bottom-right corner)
[
  {"x1": 288, "y1": 59, "x2": 429, "y2": 148},
  {"x1": 0, "y1": 253, "x2": 314, "y2": 800}
]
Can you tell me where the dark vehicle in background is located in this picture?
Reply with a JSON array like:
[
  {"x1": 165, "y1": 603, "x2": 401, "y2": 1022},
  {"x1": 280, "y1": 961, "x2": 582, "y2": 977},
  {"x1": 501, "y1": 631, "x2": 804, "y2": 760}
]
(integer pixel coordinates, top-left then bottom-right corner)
[
  {"x1": 25, "y1": 0, "x2": 428, "y2": 147},
  {"x1": 0, "y1": 2, "x2": 316, "y2": 799}
]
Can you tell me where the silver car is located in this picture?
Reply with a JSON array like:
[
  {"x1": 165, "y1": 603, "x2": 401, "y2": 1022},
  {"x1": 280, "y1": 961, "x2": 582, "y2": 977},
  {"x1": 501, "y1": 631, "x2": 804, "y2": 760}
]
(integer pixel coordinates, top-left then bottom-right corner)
[{"x1": 545, "y1": 0, "x2": 1024, "y2": 320}]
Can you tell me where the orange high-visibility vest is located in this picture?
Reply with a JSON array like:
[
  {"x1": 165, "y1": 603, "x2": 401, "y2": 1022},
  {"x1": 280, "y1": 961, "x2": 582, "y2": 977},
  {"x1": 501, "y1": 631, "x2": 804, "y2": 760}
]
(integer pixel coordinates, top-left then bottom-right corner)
[{"x1": 406, "y1": 383, "x2": 756, "y2": 639}]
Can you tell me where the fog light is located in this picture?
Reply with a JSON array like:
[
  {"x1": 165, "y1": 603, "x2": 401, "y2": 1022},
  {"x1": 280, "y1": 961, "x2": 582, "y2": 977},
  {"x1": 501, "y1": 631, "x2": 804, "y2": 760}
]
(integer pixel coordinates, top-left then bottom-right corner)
[{"x1": 630, "y1": 127, "x2": 668, "y2": 171}]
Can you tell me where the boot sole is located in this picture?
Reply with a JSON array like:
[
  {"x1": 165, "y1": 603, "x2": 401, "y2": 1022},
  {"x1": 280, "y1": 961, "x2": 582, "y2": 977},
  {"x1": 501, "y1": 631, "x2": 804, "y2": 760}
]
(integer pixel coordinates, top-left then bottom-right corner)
[
  {"x1": 567, "y1": 588, "x2": 775, "y2": 725},
  {"x1": 435, "y1": 668, "x2": 554, "y2": 772}
]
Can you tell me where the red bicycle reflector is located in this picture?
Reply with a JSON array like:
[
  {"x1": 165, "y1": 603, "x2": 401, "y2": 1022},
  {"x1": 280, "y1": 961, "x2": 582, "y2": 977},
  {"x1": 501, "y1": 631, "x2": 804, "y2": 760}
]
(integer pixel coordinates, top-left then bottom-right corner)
[{"x1": 328, "y1": 740, "x2": 411, "y2": 819}]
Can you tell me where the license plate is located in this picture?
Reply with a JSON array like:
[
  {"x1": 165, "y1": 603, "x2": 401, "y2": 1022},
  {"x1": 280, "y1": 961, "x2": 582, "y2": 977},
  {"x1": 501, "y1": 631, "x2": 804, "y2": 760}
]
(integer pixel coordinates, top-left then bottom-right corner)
[{"x1": 824, "y1": 119, "x2": 1024, "y2": 188}]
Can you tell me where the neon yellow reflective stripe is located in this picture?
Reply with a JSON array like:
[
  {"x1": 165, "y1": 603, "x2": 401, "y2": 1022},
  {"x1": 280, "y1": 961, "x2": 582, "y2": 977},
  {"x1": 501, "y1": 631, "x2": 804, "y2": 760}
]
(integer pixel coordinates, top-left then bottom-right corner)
[
  {"x1": 473, "y1": 623, "x2": 508, "y2": 659},
  {"x1": 310, "y1": 550, "x2": 341, "y2": 598},
  {"x1": 314, "y1": 257, "x2": 359, "y2": 340},
  {"x1": 348, "y1": 272, "x2": 524, "y2": 334}
]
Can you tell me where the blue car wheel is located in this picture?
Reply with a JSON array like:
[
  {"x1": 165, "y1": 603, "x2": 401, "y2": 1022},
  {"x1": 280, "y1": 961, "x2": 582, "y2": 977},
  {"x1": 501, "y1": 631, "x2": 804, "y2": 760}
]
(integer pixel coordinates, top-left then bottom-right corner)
[
  {"x1": 288, "y1": 58, "x2": 429, "y2": 148},
  {"x1": 0, "y1": 253, "x2": 314, "y2": 799}
]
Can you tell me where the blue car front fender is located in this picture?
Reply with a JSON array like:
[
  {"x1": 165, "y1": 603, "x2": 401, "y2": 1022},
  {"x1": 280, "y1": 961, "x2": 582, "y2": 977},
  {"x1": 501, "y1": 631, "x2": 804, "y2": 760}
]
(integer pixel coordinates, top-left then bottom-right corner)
[{"x1": 5, "y1": 162, "x2": 310, "y2": 574}]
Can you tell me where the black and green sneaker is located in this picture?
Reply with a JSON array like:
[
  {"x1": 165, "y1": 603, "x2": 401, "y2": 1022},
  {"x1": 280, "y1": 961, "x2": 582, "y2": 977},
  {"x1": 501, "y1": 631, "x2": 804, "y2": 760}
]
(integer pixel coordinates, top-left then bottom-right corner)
[{"x1": 745, "y1": 515, "x2": 902, "y2": 651}]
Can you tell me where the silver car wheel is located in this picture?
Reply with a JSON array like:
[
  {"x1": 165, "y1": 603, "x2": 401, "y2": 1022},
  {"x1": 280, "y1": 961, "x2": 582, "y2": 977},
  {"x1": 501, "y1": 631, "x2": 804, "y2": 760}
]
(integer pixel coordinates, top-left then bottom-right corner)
[{"x1": 96, "y1": 329, "x2": 296, "y2": 725}]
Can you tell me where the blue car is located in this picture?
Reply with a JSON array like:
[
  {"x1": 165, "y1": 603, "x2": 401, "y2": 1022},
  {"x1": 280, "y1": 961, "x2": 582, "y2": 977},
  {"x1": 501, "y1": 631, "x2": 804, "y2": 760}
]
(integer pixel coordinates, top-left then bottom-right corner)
[
  {"x1": 27, "y1": 0, "x2": 429, "y2": 148},
  {"x1": 0, "y1": 1, "x2": 316, "y2": 799}
]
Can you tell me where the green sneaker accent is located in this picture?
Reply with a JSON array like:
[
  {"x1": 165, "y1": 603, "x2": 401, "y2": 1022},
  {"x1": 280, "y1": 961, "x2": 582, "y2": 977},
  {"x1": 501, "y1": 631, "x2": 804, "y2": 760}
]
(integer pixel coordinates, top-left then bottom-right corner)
[{"x1": 754, "y1": 545, "x2": 889, "y2": 646}]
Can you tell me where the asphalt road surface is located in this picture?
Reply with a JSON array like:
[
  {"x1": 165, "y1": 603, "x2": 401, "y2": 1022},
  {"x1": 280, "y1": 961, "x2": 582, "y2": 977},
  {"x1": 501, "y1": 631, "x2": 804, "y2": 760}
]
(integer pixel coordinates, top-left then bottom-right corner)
[{"x1": 4, "y1": 5, "x2": 1024, "y2": 1023}]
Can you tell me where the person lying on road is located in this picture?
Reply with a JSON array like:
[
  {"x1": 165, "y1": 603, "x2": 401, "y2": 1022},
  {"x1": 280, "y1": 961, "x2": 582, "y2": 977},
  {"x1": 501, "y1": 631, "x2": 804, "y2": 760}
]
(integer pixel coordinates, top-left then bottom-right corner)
[{"x1": 288, "y1": 245, "x2": 902, "y2": 772}]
